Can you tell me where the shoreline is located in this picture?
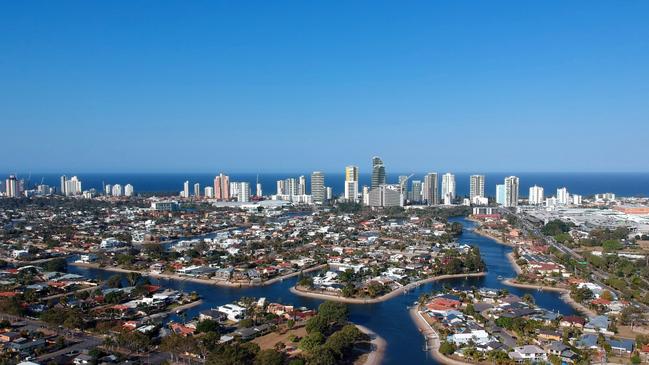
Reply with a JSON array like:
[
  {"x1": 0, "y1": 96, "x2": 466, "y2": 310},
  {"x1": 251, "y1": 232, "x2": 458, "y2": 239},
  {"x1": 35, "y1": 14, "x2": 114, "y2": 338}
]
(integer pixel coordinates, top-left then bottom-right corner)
[
  {"x1": 356, "y1": 324, "x2": 387, "y2": 365},
  {"x1": 290, "y1": 272, "x2": 486, "y2": 304},
  {"x1": 475, "y1": 226, "x2": 596, "y2": 318},
  {"x1": 70, "y1": 262, "x2": 326, "y2": 288},
  {"x1": 408, "y1": 306, "x2": 472, "y2": 365},
  {"x1": 501, "y1": 278, "x2": 596, "y2": 317},
  {"x1": 506, "y1": 252, "x2": 522, "y2": 275}
]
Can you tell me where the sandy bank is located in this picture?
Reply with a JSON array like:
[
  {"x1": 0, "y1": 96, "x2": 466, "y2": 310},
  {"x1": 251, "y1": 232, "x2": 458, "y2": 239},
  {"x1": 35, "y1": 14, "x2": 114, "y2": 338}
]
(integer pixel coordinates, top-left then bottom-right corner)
[
  {"x1": 291, "y1": 272, "x2": 486, "y2": 304},
  {"x1": 356, "y1": 325, "x2": 387, "y2": 365},
  {"x1": 506, "y1": 252, "x2": 522, "y2": 275}
]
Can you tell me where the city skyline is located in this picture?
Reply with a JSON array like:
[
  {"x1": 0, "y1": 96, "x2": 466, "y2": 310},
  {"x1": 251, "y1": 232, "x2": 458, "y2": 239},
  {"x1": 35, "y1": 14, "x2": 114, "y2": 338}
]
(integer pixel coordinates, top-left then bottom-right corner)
[{"x1": 2, "y1": 1, "x2": 649, "y2": 173}]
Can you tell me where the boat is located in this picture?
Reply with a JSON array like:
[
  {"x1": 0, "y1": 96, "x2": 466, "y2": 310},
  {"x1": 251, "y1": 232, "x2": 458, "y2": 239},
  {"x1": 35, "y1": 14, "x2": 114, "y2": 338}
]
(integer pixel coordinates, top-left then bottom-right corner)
[{"x1": 497, "y1": 275, "x2": 504, "y2": 280}]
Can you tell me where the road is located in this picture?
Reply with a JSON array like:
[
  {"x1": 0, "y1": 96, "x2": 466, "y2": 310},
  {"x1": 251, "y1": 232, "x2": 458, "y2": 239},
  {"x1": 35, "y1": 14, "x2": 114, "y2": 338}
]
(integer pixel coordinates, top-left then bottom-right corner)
[{"x1": 508, "y1": 208, "x2": 649, "y2": 311}]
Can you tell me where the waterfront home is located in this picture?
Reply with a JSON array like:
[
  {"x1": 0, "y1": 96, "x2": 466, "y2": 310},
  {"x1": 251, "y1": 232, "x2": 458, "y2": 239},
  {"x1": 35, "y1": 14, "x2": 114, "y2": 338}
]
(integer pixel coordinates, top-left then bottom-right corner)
[
  {"x1": 508, "y1": 345, "x2": 547, "y2": 363},
  {"x1": 76, "y1": 254, "x2": 97, "y2": 263},
  {"x1": 448, "y1": 329, "x2": 490, "y2": 346},
  {"x1": 217, "y1": 303, "x2": 246, "y2": 322},
  {"x1": 559, "y1": 315, "x2": 585, "y2": 328},
  {"x1": 425, "y1": 297, "x2": 462, "y2": 314},
  {"x1": 199, "y1": 309, "x2": 226, "y2": 322}
]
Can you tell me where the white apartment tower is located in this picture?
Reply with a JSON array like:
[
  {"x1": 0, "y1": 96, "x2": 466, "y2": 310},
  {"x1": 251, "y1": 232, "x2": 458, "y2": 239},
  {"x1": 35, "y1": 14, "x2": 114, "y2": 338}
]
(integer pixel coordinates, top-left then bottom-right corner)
[
  {"x1": 557, "y1": 187, "x2": 569, "y2": 205},
  {"x1": 504, "y1": 176, "x2": 519, "y2": 207},
  {"x1": 344, "y1": 166, "x2": 359, "y2": 202},
  {"x1": 441, "y1": 173, "x2": 456, "y2": 205},
  {"x1": 311, "y1": 171, "x2": 325, "y2": 203},
  {"x1": 112, "y1": 184, "x2": 123, "y2": 197},
  {"x1": 124, "y1": 184, "x2": 134, "y2": 197},
  {"x1": 528, "y1": 185, "x2": 544, "y2": 205},
  {"x1": 470, "y1": 175, "x2": 485, "y2": 200}
]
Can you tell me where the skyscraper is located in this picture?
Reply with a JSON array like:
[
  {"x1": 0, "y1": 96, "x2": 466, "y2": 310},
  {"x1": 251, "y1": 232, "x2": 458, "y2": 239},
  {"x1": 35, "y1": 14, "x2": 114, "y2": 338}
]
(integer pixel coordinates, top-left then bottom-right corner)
[
  {"x1": 204, "y1": 186, "x2": 214, "y2": 198},
  {"x1": 183, "y1": 181, "x2": 189, "y2": 198},
  {"x1": 105, "y1": 184, "x2": 112, "y2": 196},
  {"x1": 371, "y1": 156, "x2": 386, "y2": 189},
  {"x1": 276, "y1": 180, "x2": 285, "y2": 195},
  {"x1": 60, "y1": 175, "x2": 67, "y2": 196},
  {"x1": 125, "y1": 184, "x2": 134, "y2": 197},
  {"x1": 344, "y1": 165, "x2": 359, "y2": 202},
  {"x1": 557, "y1": 187, "x2": 569, "y2": 205},
  {"x1": 496, "y1": 184, "x2": 506, "y2": 205},
  {"x1": 194, "y1": 183, "x2": 201, "y2": 197},
  {"x1": 65, "y1": 176, "x2": 82, "y2": 196},
  {"x1": 410, "y1": 180, "x2": 422, "y2": 202},
  {"x1": 256, "y1": 182, "x2": 263, "y2": 197},
  {"x1": 311, "y1": 171, "x2": 325, "y2": 203},
  {"x1": 238, "y1": 182, "x2": 250, "y2": 202},
  {"x1": 529, "y1": 185, "x2": 544, "y2": 205},
  {"x1": 214, "y1": 173, "x2": 230, "y2": 201},
  {"x1": 112, "y1": 184, "x2": 123, "y2": 197},
  {"x1": 423, "y1": 172, "x2": 439, "y2": 205},
  {"x1": 298, "y1": 175, "x2": 307, "y2": 195},
  {"x1": 470, "y1": 175, "x2": 485, "y2": 200},
  {"x1": 504, "y1": 176, "x2": 520, "y2": 207},
  {"x1": 442, "y1": 173, "x2": 456, "y2": 205},
  {"x1": 5, "y1": 175, "x2": 18, "y2": 198}
]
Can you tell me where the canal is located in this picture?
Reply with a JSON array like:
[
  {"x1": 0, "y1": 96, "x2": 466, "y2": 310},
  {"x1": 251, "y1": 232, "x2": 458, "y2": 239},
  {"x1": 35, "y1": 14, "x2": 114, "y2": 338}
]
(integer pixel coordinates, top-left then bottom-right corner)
[{"x1": 68, "y1": 216, "x2": 576, "y2": 364}]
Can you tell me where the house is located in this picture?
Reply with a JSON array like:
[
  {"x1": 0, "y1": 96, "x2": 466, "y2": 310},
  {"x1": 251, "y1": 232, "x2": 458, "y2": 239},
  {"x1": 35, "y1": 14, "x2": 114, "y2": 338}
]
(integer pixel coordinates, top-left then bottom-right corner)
[
  {"x1": 448, "y1": 330, "x2": 490, "y2": 346},
  {"x1": 560, "y1": 315, "x2": 585, "y2": 328},
  {"x1": 9, "y1": 338, "x2": 46, "y2": 353},
  {"x1": 0, "y1": 332, "x2": 21, "y2": 343},
  {"x1": 75, "y1": 254, "x2": 97, "y2": 263},
  {"x1": 584, "y1": 315, "x2": 610, "y2": 334},
  {"x1": 73, "y1": 354, "x2": 93, "y2": 365},
  {"x1": 426, "y1": 296, "x2": 462, "y2": 313},
  {"x1": 508, "y1": 345, "x2": 547, "y2": 363},
  {"x1": 608, "y1": 338, "x2": 634, "y2": 355},
  {"x1": 199, "y1": 309, "x2": 226, "y2": 322},
  {"x1": 170, "y1": 323, "x2": 195, "y2": 336},
  {"x1": 537, "y1": 329, "x2": 562, "y2": 341},
  {"x1": 217, "y1": 304, "x2": 246, "y2": 322}
]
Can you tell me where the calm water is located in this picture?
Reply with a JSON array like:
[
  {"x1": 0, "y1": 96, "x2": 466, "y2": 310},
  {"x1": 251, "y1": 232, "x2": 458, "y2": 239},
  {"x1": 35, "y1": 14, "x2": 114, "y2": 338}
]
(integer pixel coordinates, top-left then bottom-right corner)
[
  {"x1": 68, "y1": 217, "x2": 576, "y2": 364},
  {"x1": 11, "y1": 172, "x2": 649, "y2": 197}
]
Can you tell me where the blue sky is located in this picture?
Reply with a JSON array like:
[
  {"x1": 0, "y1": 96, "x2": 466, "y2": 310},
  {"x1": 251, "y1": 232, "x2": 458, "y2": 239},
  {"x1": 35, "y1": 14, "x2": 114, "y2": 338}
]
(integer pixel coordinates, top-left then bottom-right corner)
[{"x1": 1, "y1": 1, "x2": 648, "y2": 173}]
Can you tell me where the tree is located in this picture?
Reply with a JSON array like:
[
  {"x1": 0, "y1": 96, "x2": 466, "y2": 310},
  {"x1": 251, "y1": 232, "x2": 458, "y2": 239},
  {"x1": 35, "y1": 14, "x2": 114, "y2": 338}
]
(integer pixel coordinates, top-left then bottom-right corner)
[
  {"x1": 287, "y1": 319, "x2": 295, "y2": 330},
  {"x1": 307, "y1": 346, "x2": 337, "y2": 365},
  {"x1": 438, "y1": 341, "x2": 456, "y2": 355},
  {"x1": 196, "y1": 319, "x2": 221, "y2": 334},
  {"x1": 126, "y1": 272, "x2": 142, "y2": 287},
  {"x1": 306, "y1": 315, "x2": 328, "y2": 334},
  {"x1": 254, "y1": 349, "x2": 284, "y2": 365},
  {"x1": 206, "y1": 343, "x2": 260, "y2": 365},
  {"x1": 299, "y1": 331, "x2": 325, "y2": 353},
  {"x1": 324, "y1": 325, "x2": 362, "y2": 357},
  {"x1": 522, "y1": 293, "x2": 535, "y2": 305},
  {"x1": 106, "y1": 274, "x2": 123, "y2": 288},
  {"x1": 41, "y1": 258, "x2": 67, "y2": 272},
  {"x1": 600, "y1": 290, "x2": 614, "y2": 301},
  {"x1": 318, "y1": 301, "x2": 348, "y2": 325}
]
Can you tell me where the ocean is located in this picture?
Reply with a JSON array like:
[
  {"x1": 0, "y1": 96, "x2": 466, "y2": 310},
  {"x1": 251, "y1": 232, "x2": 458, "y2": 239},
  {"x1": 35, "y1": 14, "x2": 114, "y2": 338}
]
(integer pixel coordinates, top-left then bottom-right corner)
[{"x1": 15, "y1": 172, "x2": 649, "y2": 198}]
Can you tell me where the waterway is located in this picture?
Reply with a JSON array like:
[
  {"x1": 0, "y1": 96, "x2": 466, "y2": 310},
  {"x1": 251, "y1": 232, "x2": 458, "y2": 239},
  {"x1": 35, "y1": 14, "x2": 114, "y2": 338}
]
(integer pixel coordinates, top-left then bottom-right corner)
[{"x1": 68, "y1": 217, "x2": 576, "y2": 364}]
